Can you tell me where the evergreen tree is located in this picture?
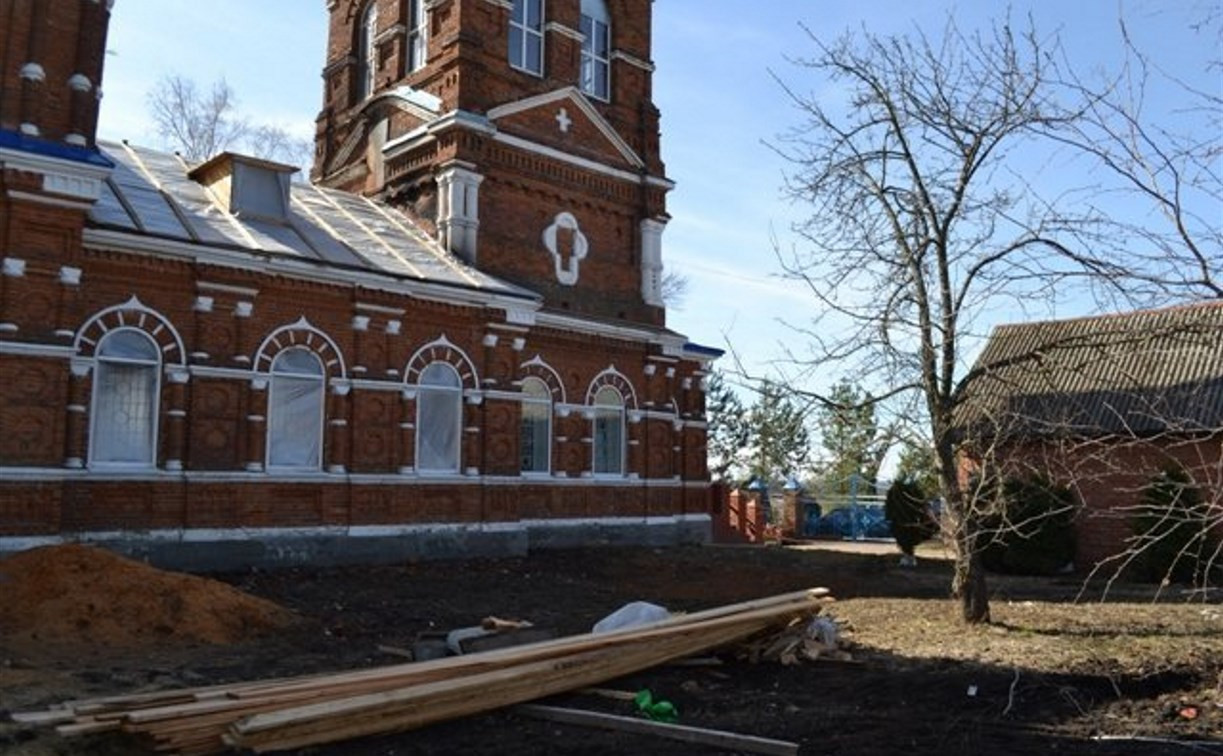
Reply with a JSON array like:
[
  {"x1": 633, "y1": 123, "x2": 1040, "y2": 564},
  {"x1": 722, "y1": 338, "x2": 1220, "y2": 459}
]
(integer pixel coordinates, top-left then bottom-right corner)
[
  {"x1": 705, "y1": 370, "x2": 749, "y2": 483},
  {"x1": 1134, "y1": 466, "x2": 1214, "y2": 584},
  {"x1": 748, "y1": 380, "x2": 810, "y2": 485},
  {"x1": 895, "y1": 439, "x2": 940, "y2": 496},
  {"x1": 814, "y1": 379, "x2": 890, "y2": 494}
]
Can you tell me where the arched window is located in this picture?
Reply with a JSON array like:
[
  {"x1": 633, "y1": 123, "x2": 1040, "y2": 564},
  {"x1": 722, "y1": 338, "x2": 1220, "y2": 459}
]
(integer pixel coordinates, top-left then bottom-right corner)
[
  {"x1": 358, "y1": 2, "x2": 378, "y2": 100},
  {"x1": 90, "y1": 330, "x2": 161, "y2": 467},
  {"x1": 267, "y1": 348, "x2": 325, "y2": 469},
  {"x1": 520, "y1": 377, "x2": 551, "y2": 474},
  {"x1": 509, "y1": 0, "x2": 544, "y2": 75},
  {"x1": 592, "y1": 385, "x2": 624, "y2": 475},
  {"x1": 417, "y1": 362, "x2": 463, "y2": 473},
  {"x1": 407, "y1": 0, "x2": 427, "y2": 73},
  {"x1": 579, "y1": 0, "x2": 610, "y2": 100}
]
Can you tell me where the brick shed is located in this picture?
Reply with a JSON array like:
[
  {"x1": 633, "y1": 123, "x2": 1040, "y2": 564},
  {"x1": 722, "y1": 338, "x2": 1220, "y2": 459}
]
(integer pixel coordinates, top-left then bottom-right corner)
[{"x1": 958, "y1": 302, "x2": 1223, "y2": 571}]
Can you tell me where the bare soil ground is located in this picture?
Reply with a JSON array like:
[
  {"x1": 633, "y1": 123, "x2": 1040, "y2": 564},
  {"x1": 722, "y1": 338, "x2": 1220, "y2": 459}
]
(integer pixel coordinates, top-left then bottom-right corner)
[{"x1": 2, "y1": 542, "x2": 1221, "y2": 755}]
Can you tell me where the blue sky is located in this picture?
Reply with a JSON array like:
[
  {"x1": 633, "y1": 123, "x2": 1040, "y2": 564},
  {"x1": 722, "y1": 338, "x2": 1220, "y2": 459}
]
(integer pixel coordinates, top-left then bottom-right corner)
[{"x1": 97, "y1": 1, "x2": 1218, "y2": 398}]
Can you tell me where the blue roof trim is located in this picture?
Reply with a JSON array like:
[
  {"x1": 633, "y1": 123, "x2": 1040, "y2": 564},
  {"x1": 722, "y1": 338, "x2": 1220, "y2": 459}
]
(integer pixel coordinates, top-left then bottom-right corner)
[
  {"x1": 0, "y1": 129, "x2": 113, "y2": 168},
  {"x1": 683, "y1": 342, "x2": 724, "y2": 358}
]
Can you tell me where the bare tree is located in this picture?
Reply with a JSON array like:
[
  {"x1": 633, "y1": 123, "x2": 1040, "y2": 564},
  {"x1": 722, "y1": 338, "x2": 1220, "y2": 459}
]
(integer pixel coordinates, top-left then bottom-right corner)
[
  {"x1": 247, "y1": 124, "x2": 315, "y2": 176},
  {"x1": 769, "y1": 16, "x2": 1133, "y2": 623},
  {"x1": 660, "y1": 267, "x2": 690, "y2": 309},
  {"x1": 148, "y1": 75, "x2": 313, "y2": 173},
  {"x1": 1050, "y1": 14, "x2": 1222, "y2": 300},
  {"x1": 148, "y1": 75, "x2": 249, "y2": 163}
]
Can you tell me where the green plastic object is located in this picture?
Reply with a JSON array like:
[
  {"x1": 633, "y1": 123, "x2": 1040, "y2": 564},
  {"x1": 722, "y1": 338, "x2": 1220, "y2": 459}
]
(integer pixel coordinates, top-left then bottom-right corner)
[{"x1": 634, "y1": 689, "x2": 679, "y2": 723}]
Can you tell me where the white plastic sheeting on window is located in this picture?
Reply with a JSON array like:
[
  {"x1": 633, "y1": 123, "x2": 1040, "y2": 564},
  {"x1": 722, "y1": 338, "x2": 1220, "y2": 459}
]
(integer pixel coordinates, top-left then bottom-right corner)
[
  {"x1": 520, "y1": 377, "x2": 551, "y2": 473},
  {"x1": 91, "y1": 330, "x2": 160, "y2": 466},
  {"x1": 417, "y1": 363, "x2": 462, "y2": 473},
  {"x1": 592, "y1": 385, "x2": 624, "y2": 474},
  {"x1": 267, "y1": 349, "x2": 324, "y2": 469},
  {"x1": 359, "y1": 2, "x2": 378, "y2": 100},
  {"x1": 407, "y1": 0, "x2": 427, "y2": 72}
]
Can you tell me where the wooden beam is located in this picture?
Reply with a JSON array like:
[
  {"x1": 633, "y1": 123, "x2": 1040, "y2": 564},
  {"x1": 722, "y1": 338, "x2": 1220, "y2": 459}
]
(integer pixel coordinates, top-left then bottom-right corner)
[
  {"x1": 514, "y1": 704, "x2": 801, "y2": 756},
  {"x1": 12, "y1": 587, "x2": 831, "y2": 756}
]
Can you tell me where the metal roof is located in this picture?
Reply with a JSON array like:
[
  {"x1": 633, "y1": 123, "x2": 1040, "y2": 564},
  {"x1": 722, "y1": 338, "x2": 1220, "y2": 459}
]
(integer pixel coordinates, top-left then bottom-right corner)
[
  {"x1": 89, "y1": 140, "x2": 536, "y2": 300},
  {"x1": 959, "y1": 301, "x2": 1223, "y2": 437}
]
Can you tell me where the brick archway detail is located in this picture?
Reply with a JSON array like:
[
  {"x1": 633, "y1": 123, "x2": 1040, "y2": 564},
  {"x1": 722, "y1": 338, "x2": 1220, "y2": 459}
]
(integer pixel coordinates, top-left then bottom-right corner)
[
  {"x1": 74, "y1": 296, "x2": 185, "y2": 365},
  {"x1": 585, "y1": 365, "x2": 637, "y2": 409},
  {"x1": 253, "y1": 317, "x2": 347, "y2": 379},
  {"x1": 405, "y1": 336, "x2": 479, "y2": 389}
]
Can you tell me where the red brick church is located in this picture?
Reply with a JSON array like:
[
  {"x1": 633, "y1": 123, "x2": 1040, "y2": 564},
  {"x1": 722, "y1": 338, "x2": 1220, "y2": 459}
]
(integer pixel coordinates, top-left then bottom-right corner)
[{"x1": 0, "y1": 0, "x2": 718, "y2": 568}]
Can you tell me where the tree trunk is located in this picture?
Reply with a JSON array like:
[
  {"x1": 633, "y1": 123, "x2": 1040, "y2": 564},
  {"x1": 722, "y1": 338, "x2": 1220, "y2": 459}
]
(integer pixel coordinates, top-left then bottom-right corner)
[
  {"x1": 936, "y1": 436, "x2": 991, "y2": 624},
  {"x1": 952, "y1": 522, "x2": 991, "y2": 624},
  {"x1": 958, "y1": 551, "x2": 991, "y2": 624}
]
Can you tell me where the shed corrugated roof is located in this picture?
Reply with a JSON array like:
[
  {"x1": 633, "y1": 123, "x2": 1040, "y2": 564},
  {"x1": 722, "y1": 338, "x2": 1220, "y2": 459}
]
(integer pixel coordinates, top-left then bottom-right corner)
[
  {"x1": 88, "y1": 141, "x2": 535, "y2": 301},
  {"x1": 959, "y1": 301, "x2": 1223, "y2": 437}
]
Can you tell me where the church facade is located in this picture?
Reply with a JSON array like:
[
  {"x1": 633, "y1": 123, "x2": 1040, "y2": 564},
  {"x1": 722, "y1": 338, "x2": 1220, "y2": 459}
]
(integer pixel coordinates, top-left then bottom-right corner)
[{"x1": 0, "y1": 0, "x2": 717, "y2": 569}]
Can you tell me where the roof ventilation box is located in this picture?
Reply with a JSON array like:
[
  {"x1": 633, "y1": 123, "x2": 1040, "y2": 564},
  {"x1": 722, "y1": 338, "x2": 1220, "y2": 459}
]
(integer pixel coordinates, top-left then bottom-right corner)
[{"x1": 188, "y1": 153, "x2": 298, "y2": 223}]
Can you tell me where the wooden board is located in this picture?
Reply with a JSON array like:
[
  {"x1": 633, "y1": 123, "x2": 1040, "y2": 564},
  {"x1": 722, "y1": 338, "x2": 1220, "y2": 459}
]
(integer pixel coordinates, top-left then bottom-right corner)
[{"x1": 515, "y1": 704, "x2": 801, "y2": 756}]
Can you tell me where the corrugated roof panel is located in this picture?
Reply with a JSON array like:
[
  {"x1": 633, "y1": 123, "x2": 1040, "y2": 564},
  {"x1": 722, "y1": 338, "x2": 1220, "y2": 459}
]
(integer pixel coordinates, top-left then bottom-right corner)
[
  {"x1": 89, "y1": 141, "x2": 537, "y2": 301},
  {"x1": 90, "y1": 179, "x2": 138, "y2": 230},
  {"x1": 103, "y1": 145, "x2": 194, "y2": 239},
  {"x1": 284, "y1": 212, "x2": 371, "y2": 269},
  {"x1": 961, "y1": 302, "x2": 1223, "y2": 436},
  {"x1": 239, "y1": 219, "x2": 313, "y2": 257},
  {"x1": 120, "y1": 186, "x2": 192, "y2": 239},
  {"x1": 168, "y1": 198, "x2": 249, "y2": 247},
  {"x1": 293, "y1": 186, "x2": 428, "y2": 279}
]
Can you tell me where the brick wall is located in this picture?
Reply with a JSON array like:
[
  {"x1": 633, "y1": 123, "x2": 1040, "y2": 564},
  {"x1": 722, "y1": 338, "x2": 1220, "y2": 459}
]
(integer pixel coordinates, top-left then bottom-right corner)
[
  {"x1": 972, "y1": 437, "x2": 1223, "y2": 572},
  {"x1": 0, "y1": 0, "x2": 715, "y2": 552},
  {"x1": 315, "y1": 0, "x2": 667, "y2": 325},
  {"x1": 0, "y1": 243, "x2": 712, "y2": 538},
  {"x1": 0, "y1": 0, "x2": 110, "y2": 145}
]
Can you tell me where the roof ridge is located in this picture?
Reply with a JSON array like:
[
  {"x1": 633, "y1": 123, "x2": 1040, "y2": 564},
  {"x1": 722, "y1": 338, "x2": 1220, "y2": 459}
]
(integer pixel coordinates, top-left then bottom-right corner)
[{"x1": 996, "y1": 299, "x2": 1223, "y2": 332}]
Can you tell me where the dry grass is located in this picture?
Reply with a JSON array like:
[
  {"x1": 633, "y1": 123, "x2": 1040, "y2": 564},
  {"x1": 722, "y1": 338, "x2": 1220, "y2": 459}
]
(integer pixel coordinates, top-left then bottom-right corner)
[{"x1": 834, "y1": 598, "x2": 1223, "y2": 674}]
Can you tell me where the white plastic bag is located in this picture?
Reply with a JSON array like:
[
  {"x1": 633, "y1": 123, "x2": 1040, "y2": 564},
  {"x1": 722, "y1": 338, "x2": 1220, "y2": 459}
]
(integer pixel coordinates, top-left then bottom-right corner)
[{"x1": 592, "y1": 601, "x2": 671, "y2": 633}]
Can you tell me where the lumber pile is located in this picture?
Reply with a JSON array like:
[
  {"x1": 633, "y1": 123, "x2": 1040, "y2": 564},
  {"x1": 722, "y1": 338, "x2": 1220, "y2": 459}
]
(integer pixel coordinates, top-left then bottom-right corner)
[{"x1": 12, "y1": 588, "x2": 831, "y2": 755}]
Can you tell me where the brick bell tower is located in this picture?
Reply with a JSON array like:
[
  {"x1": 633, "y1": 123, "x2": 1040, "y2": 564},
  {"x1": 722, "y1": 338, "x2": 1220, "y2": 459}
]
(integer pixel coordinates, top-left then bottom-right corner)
[
  {"x1": 314, "y1": 0, "x2": 670, "y2": 327},
  {"x1": 0, "y1": 0, "x2": 114, "y2": 336}
]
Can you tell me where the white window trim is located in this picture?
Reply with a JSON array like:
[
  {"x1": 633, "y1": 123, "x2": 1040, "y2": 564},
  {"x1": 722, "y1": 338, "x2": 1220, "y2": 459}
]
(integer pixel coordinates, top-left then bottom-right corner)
[
  {"x1": 591, "y1": 386, "x2": 626, "y2": 477},
  {"x1": 407, "y1": 0, "x2": 428, "y2": 73},
  {"x1": 509, "y1": 0, "x2": 545, "y2": 77},
  {"x1": 88, "y1": 328, "x2": 162, "y2": 471},
  {"x1": 360, "y1": 2, "x2": 379, "y2": 100},
  {"x1": 520, "y1": 376, "x2": 552, "y2": 475},
  {"x1": 265, "y1": 348, "x2": 327, "y2": 472},
  {"x1": 416, "y1": 363, "x2": 464, "y2": 475}
]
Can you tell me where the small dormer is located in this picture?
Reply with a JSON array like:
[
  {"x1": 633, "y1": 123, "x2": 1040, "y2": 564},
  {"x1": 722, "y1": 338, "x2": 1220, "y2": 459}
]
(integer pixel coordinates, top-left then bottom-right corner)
[{"x1": 188, "y1": 153, "x2": 298, "y2": 223}]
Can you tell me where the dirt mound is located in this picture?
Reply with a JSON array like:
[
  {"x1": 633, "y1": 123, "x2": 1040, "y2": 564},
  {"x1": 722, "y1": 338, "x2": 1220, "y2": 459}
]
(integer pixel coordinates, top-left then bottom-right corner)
[{"x1": 0, "y1": 544, "x2": 295, "y2": 648}]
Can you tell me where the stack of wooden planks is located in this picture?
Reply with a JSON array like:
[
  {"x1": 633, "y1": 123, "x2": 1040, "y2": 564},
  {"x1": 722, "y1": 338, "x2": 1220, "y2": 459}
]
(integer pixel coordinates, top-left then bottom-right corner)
[{"x1": 11, "y1": 588, "x2": 830, "y2": 755}]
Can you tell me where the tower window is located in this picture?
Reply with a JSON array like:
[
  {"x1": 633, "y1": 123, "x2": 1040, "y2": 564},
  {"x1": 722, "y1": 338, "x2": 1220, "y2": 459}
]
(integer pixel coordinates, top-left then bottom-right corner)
[
  {"x1": 579, "y1": 0, "x2": 610, "y2": 101},
  {"x1": 358, "y1": 2, "x2": 378, "y2": 101},
  {"x1": 509, "y1": 0, "x2": 544, "y2": 76},
  {"x1": 407, "y1": 0, "x2": 427, "y2": 73}
]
